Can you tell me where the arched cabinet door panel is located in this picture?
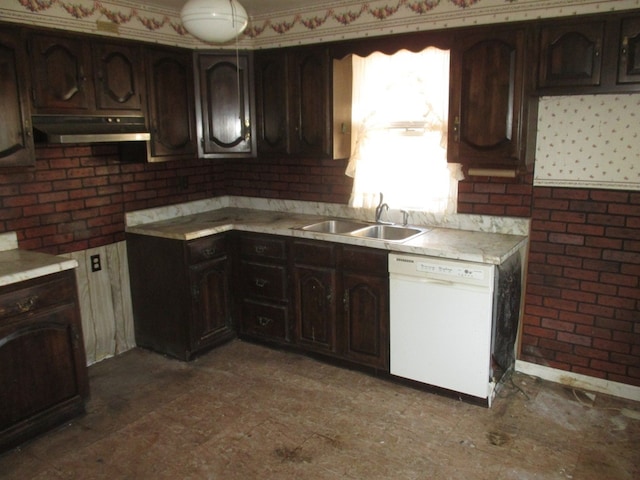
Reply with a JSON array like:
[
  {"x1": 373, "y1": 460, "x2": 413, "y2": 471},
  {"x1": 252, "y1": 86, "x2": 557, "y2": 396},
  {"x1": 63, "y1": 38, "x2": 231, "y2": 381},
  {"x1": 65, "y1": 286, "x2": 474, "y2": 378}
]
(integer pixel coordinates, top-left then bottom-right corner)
[
  {"x1": 448, "y1": 26, "x2": 530, "y2": 170},
  {"x1": 145, "y1": 47, "x2": 197, "y2": 161},
  {"x1": 0, "y1": 29, "x2": 34, "y2": 167},
  {"x1": 195, "y1": 53, "x2": 256, "y2": 158}
]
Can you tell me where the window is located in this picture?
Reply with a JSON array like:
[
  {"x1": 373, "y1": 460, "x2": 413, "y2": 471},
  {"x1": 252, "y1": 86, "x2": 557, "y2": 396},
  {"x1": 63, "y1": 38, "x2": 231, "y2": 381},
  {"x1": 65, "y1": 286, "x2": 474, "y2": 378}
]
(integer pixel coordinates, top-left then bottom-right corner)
[{"x1": 345, "y1": 48, "x2": 462, "y2": 213}]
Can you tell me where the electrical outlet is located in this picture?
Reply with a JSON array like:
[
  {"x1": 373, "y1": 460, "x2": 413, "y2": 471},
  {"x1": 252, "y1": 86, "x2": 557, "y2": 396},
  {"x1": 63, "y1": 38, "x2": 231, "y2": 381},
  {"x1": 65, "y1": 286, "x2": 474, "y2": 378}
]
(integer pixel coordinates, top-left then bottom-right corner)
[{"x1": 90, "y1": 254, "x2": 102, "y2": 272}]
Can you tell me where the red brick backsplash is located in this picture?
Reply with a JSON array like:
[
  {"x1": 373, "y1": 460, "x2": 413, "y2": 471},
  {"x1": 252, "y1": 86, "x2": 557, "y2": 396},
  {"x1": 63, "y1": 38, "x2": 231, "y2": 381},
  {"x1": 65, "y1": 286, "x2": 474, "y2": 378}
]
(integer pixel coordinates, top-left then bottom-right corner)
[
  {"x1": 521, "y1": 187, "x2": 640, "y2": 386},
  {"x1": 457, "y1": 172, "x2": 533, "y2": 217},
  {"x1": 0, "y1": 145, "x2": 223, "y2": 255}
]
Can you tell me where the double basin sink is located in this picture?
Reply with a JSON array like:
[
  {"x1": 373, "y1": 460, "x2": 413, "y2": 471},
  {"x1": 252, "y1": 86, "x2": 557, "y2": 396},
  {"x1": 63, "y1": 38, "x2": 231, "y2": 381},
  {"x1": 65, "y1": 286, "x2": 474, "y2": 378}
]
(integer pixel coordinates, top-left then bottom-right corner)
[{"x1": 300, "y1": 219, "x2": 428, "y2": 243}]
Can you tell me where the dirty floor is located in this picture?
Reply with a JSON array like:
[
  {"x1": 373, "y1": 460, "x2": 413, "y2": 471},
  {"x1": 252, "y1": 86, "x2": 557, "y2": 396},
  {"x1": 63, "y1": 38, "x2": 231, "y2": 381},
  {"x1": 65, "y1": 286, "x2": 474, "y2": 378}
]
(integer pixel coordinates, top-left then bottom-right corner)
[{"x1": 2, "y1": 340, "x2": 639, "y2": 479}]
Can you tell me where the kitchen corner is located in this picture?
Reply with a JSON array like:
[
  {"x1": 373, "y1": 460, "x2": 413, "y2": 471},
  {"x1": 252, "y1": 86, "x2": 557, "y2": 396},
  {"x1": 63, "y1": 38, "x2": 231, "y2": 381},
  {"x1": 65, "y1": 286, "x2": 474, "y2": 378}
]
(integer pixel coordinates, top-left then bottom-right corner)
[
  {"x1": 125, "y1": 195, "x2": 529, "y2": 406},
  {"x1": 124, "y1": 195, "x2": 529, "y2": 264}
]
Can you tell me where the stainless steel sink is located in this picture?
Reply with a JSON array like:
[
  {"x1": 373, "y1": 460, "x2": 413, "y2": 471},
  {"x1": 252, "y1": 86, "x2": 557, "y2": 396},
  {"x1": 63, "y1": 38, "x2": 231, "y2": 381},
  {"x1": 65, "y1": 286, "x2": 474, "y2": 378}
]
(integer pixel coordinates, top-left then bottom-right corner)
[
  {"x1": 301, "y1": 219, "x2": 370, "y2": 234},
  {"x1": 349, "y1": 224, "x2": 428, "y2": 242}
]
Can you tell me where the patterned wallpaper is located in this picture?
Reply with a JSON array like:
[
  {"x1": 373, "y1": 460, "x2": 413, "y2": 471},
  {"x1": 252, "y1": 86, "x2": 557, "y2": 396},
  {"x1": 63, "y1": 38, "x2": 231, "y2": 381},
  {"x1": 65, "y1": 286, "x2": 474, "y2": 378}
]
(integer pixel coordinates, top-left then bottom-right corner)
[
  {"x1": 1, "y1": 0, "x2": 639, "y2": 48},
  {"x1": 535, "y1": 95, "x2": 640, "y2": 191}
]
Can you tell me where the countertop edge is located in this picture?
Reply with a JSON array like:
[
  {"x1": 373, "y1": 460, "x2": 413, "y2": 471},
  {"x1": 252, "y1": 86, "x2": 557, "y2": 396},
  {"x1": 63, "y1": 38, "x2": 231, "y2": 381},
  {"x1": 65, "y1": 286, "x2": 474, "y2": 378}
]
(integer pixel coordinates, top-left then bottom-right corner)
[{"x1": 125, "y1": 208, "x2": 528, "y2": 266}]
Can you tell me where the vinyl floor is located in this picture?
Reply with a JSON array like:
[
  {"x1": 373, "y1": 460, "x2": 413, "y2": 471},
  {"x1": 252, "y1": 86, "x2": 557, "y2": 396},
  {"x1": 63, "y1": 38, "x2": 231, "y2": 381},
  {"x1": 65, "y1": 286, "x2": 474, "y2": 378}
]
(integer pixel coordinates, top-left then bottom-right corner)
[{"x1": 1, "y1": 340, "x2": 639, "y2": 479}]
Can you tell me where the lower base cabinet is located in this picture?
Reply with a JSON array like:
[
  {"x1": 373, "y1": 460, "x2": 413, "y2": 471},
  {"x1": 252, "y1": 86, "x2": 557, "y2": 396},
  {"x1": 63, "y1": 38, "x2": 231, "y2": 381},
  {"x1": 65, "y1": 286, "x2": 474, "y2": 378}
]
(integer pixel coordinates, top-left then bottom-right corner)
[
  {"x1": 0, "y1": 270, "x2": 89, "y2": 453},
  {"x1": 127, "y1": 233, "x2": 234, "y2": 361},
  {"x1": 292, "y1": 240, "x2": 389, "y2": 370},
  {"x1": 128, "y1": 230, "x2": 389, "y2": 372}
]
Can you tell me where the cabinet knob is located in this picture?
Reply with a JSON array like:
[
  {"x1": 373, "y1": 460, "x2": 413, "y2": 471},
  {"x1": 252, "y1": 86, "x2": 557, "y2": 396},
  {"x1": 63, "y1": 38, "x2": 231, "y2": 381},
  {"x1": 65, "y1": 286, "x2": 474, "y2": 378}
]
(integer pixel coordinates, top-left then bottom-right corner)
[
  {"x1": 453, "y1": 116, "x2": 460, "y2": 142},
  {"x1": 257, "y1": 316, "x2": 272, "y2": 327},
  {"x1": 16, "y1": 295, "x2": 38, "y2": 313},
  {"x1": 254, "y1": 278, "x2": 268, "y2": 288},
  {"x1": 621, "y1": 36, "x2": 629, "y2": 59}
]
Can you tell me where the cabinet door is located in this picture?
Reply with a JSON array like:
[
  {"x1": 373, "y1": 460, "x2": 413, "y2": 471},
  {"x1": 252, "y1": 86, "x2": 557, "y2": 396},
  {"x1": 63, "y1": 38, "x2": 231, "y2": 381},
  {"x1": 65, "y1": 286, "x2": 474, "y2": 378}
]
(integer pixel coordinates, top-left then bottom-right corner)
[
  {"x1": 619, "y1": 17, "x2": 640, "y2": 84},
  {"x1": 293, "y1": 265, "x2": 337, "y2": 353},
  {"x1": 29, "y1": 33, "x2": 93, "y2": 113},
  {"x1": 341, "y1": 272, "x2": 389, "y2": 370},
  {"x1": 255, "y1": 51, "x2": 290, "y2": 155},
  {"x1": 538, "y1": 21, "x2": 605, "y2": 88},
  {"x1": 290, "y1": 48, "x2": 332, "y2": 157},
  {"x1": 0, "y1": 309, "x2": 85, "y2": 431},
  {"x1": 145, "y1": 48, "x2": 197, "y2": 161},
  {"x1": 448, "y1": 27, "x2": 527, "y2": 168},
  {"x1": 93, "y1": 42, "x2": 143, "y2": 112},
  {"x1": 196, "y1": 53, "x2": 255, "y2": 157},
  {"x1": 0, "y1": 29, "x2": 34, "y2": 167},
  {"x1": 189, "y1": 255, "x2": 234, "y2": 352}
]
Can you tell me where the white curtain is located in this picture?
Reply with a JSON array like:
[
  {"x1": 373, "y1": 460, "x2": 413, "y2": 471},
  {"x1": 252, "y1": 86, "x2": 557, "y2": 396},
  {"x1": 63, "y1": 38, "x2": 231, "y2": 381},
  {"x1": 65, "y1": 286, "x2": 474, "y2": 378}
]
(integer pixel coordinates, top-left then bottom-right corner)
[{"x1": 345, "y1": 47, "x2": 462, "y2": 213}]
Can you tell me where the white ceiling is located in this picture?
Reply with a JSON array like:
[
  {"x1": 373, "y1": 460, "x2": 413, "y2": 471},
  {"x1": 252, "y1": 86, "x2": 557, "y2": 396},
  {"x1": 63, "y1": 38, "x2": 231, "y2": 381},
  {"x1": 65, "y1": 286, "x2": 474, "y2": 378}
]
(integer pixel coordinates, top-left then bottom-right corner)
[{"x1": 150, "y1": 0, "x2": 329, "y2": 17}]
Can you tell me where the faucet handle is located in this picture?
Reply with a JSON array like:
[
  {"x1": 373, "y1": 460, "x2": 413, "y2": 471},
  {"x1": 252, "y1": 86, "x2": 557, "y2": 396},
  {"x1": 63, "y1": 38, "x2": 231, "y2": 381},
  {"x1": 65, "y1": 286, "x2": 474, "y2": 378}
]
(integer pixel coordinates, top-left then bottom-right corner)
[{"x1": 401, "y1": 210, "x2": 409, "y2": 226}]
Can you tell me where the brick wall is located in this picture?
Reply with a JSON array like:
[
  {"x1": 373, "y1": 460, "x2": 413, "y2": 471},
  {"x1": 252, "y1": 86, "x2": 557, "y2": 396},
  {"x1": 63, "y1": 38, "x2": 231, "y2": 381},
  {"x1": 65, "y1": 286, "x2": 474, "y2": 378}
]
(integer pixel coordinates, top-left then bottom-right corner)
[
  {"x1": 521, "y1": 187, "x2": 640, "y2": 387},
  {"x1": 0, "y1": 145, "x2": 224, "y2": 255},
  {"x1": 458, "y1": 173, "x2": 533, "y2": 218},
  {"x1": 225, "y1": 156, "x2": 353, "y2": 204}
]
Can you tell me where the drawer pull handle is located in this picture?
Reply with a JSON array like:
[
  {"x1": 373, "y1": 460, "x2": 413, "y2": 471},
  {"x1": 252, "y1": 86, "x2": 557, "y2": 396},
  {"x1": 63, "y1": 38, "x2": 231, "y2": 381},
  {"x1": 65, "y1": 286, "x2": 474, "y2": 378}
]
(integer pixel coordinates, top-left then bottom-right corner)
[
  {"x1": 16, "y1": 296, "x2": 38, "y2": 313},
  {"x1": 257, "y1": 316, "x2": 272, "y2": 327},
  {"x1": 203, "y1": 247, "x2": 217, "y2": 258},
  {"x1": 255, "y1": 245, "x2": 267, "y2": 254},
  {"x1": 254, "y1": 278, "x2": 268, "y2": 288}
]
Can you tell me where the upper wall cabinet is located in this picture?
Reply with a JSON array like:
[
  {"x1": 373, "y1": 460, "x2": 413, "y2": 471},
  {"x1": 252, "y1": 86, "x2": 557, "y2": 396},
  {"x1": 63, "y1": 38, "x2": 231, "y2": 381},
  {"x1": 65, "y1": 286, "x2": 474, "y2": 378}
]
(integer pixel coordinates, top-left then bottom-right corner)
[
  {"x1": 619, "y1": 16, "x2": 640, "y2": 85},
  {"x1": 144, "y1": 47, "x2": 197, "y2": 162},
  {"x1": 0, "y1": 28, "x2": 35, "y2": 167},
  {"x1": 28, "y1": 32, "x2": 145, "y2": 114},
  {"x1": 536, "y1": 13, "x2": 640, "y2": 94},
  {"x1": 255, "y1": 46, "x2": 350, "y2": 159},
  {"x1": 195, "y1": 52, "x2": 256, "y2": 158},
  {"x1": 448, "y1": 26, "x2": 532, "y2": 170}
]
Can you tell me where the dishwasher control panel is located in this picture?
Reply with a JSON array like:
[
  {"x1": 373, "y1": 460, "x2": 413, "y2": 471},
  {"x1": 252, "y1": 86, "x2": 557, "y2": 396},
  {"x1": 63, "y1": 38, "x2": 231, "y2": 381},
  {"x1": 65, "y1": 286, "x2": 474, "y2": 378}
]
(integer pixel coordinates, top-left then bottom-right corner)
[
  {"x1": 389, "y1": 253, "x2": 495, "y2": 288},
  {"x1": 416, "y1": 261, "x2": 486, "y2": 280}
]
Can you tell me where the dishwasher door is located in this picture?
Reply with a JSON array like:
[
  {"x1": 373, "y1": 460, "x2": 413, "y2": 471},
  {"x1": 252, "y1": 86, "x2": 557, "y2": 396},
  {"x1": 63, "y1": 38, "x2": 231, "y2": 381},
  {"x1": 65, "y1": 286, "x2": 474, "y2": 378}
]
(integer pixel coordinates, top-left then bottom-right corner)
[{"x1": 389, "y1": 254, "x2": 495, "y2": 399}]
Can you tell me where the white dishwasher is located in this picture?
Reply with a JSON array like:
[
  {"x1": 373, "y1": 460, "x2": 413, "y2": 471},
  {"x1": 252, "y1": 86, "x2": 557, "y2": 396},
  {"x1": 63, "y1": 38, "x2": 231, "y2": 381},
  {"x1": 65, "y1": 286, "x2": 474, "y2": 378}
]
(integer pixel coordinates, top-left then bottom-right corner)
[{"x1": 389, "y1": 253, "x2": 501, "y2": 402}]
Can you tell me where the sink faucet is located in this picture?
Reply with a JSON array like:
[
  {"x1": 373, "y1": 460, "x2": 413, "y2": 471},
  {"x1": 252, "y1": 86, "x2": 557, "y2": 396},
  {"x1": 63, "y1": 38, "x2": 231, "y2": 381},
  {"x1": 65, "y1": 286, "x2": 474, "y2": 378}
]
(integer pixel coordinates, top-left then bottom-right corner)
[{"x1": 375, "y1": 192, "x2": 389, "y2": 223}]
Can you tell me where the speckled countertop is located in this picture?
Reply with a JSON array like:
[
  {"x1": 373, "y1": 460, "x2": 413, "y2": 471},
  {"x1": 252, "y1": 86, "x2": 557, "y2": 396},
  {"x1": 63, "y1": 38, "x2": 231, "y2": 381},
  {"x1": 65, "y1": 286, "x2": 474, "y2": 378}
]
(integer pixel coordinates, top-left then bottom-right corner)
[
  {"x1": 0, "y1": 232, "x2": 78, "y2": 287},
  {"x1": 125, "y1": 207, "x2": 527, "y2": 265}
]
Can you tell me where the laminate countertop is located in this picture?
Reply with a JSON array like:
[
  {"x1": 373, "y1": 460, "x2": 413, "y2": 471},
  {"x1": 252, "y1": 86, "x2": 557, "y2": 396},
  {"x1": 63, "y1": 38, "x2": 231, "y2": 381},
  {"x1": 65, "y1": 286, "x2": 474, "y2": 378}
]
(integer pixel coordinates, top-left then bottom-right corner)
[
  {"x1": 125, "y1": 207, "x2": 527, "y2": 265},
  {"x1": 0, "y1": 233, "x2": 77, "y2": 287}
]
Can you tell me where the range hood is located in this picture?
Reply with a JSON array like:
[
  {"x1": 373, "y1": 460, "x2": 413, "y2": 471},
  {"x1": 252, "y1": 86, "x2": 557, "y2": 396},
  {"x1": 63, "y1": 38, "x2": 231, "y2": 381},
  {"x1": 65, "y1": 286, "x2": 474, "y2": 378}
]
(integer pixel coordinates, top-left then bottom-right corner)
[{"x1": 32, "y1": 115, "x2": 151, "y2": 144}]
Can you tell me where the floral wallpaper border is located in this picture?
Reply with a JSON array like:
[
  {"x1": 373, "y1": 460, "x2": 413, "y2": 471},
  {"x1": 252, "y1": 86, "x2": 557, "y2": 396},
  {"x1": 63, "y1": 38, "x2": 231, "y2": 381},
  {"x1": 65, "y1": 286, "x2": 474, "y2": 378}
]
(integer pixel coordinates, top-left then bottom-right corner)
[{"x1": 1, "y1": 0, "x2": 638, "y2": 48}]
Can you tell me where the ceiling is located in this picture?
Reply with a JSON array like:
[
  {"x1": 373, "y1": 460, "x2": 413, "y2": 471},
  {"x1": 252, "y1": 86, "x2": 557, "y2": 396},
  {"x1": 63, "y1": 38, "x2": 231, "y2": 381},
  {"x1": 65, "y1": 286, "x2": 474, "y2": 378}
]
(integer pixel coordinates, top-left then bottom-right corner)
[{"x1": 150, "y1": 0, "x2": 328, "y2": 17}]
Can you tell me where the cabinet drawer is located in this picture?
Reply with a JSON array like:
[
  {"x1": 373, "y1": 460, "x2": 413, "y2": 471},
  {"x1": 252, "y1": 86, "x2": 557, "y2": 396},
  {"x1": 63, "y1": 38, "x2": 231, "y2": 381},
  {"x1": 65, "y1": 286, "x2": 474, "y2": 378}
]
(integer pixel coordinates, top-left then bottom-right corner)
[
  {"x1": 188, "y1": 235, "x2": 227, "y2": 264},
  {"x1": 341, "y1": 246, "x2": 388, "y2": 275},
  {"x1": 292, "y1": 240, "x2": 336, "y2": 267},
  {"x1": 240, "y1": 261, "x2": 287, "y2": 300},
  {"x1": 240, "y1": 299, "x2": 288, "y2": 340},
  {"x1": 0, "y1": 273, "x2": 75, "y2": 320},
  {"x1": 240, "y1": 235, "x2": 286, "y2": 260}
]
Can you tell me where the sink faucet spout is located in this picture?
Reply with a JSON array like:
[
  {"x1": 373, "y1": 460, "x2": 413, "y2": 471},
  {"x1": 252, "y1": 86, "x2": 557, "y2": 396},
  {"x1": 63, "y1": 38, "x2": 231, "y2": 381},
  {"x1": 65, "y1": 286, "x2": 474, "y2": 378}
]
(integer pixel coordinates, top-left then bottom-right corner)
[{"x1": 375, "y1": 192, "x2": 389, "y2": 224}]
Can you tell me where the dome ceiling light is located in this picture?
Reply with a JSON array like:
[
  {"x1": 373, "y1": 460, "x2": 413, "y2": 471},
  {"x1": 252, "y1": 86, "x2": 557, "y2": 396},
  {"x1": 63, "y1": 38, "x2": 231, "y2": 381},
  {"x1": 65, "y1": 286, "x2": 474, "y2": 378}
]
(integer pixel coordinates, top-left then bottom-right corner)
[{"x1": 180, "y1": 0, "x2": 249, "y2": 43}]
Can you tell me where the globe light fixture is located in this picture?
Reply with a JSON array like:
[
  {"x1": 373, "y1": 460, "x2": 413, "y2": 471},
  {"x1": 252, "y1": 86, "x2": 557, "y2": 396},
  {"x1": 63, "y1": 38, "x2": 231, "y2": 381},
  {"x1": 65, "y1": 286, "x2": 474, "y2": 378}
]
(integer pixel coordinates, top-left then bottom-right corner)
[{"x1": 180, "y1": 0, "x2": 248, "y2": 43}]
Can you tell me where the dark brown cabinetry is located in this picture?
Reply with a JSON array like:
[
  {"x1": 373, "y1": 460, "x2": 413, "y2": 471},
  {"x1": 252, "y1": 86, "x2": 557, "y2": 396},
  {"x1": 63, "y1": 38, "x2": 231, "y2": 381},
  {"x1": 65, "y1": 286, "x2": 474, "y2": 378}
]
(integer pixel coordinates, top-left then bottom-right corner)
[
  {"x1": 538, "y1": 20, "x2": 605, "y2": 89},
  {"x1": 195, "y1": 52, "x2": 256, "y2": 158},
  {"x1": 292, "y1": 240, "x2": 338, "y2": 354},
  {"x1": 28, "y1": 33, "x2": 144, "y2": 114},
  {"x1": 619, "y1": 16, "x2": 640, "y2": 84},
  {"x1": 127, "y1": 233, "x2": 234, "y2": 360},
  {"x1": 144, "y1": 47, "x2": 197, "y2": 161},
  {"x1": 237, "y1": 234, "x2": 290, "y2": 344},
  {"x1": 0, "y1": 270, "x2": 89, "y2": 453},
  {"x1": 448, "y1": 26, "x2": 532, "y2": 170},
  {"x1": 340, "y1": 246, "x2": 389, "y2": 370},
  {"x1": 292, "y1": 240, "x2": 389, "y2": 369},
  {"x1": 537, "y1": 13, "x2": 640, "y2": 93},
  {"x1": 255, "y1": 47, "x2": 333, "y2": 157},
  {"x1": 0, "y1": 28, "x2": 34, "y2": 167}
]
